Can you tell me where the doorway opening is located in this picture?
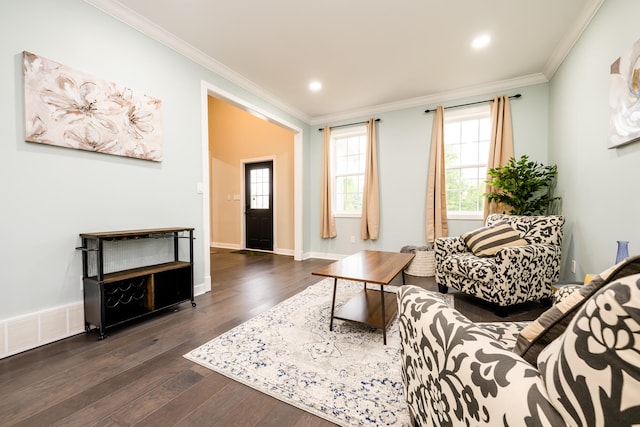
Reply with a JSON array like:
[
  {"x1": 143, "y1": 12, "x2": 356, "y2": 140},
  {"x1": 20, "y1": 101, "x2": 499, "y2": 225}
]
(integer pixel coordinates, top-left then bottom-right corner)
[{"x1": 201, "y1": 81, "x2": 304, "y2": 281}]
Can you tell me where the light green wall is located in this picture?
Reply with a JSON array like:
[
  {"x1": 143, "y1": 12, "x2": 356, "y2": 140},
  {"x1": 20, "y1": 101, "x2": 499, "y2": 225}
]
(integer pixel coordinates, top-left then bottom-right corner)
[
  {"x1": 549, "y1": 0, "x2": 640, "y2": 279},
  {"x1": 3, "y1": 0, "x2": 635, "y2": 326},
  {"x1": 308, "y1": 83, "x2": 550, "y2": 258},
  {"x1": 0, "y1": 0, "x2": 309, "y2": 320}
]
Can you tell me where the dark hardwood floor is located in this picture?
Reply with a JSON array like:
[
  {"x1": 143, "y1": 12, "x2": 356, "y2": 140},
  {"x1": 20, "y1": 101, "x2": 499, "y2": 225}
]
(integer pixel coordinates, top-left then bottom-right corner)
[{"x1": 0, "y1": 248, "x2": 546, "y2": 426}]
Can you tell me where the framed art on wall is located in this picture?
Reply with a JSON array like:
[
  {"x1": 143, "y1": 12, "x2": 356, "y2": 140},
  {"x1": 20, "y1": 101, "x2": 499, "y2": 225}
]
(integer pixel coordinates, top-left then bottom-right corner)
[
  {"x1": 609, "y1": 38, "x2": 640, "y2": 149},
  {"x1": 23, "y1": 51, "x2": 163, "y2": 161}
]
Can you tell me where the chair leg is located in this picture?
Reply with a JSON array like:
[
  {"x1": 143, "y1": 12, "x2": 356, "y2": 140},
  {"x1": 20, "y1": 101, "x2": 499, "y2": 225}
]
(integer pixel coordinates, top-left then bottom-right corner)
[
  {"x1": 494, "y1": 305, "x2": 508, "y2": 318},
  {"x1": 540, "y1": 296, "x2": 553, "y2": 307},
  {"x1": 437, "y1": 284, "x2": 448, "y2": 294}
]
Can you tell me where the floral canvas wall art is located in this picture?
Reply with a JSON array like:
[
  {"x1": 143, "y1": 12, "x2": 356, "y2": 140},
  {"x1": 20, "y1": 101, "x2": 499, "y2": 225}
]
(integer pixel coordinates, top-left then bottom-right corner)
[
  {"x1": 23, "y1": 51, "x2": 162, "y2": 161},
  {"x1": 609, "y1": 38, "x2": 640, "y2": 149}
]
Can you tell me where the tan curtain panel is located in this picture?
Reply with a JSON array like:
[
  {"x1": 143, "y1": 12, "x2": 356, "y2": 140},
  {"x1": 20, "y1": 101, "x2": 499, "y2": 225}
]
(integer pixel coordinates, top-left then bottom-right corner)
[
  {"x1": 320, "y1": 125, "x2": 337, "y2": 238},
  {"x1": 426, "y1": 106, "x2": 448, "y2": 242},
  {"x1": 360, "y1": 118, "x2": 380, "y2": 240},
  {"x1": 483, "y1": 95, "x2": 514, "y2": 219}
]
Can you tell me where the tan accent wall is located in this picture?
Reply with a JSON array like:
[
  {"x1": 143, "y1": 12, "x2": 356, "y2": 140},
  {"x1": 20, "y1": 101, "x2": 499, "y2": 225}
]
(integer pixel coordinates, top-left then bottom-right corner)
[{"x1": 208, "y1": 97, "x2": 294, "y2": 251}]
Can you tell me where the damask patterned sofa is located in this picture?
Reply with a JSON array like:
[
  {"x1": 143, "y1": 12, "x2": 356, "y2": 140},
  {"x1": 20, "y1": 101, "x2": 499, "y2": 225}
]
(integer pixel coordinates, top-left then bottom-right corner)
[
  {"x1": 397, "y1": 255, "x2": 640, "y2": 426},
  {"x1": 435, "y1": 214, "x2": 565, "y2": 314}
]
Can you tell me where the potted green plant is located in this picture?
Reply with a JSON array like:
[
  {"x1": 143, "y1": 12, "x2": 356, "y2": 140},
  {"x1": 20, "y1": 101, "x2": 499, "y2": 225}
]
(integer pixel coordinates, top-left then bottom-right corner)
[{"x1": 485, "y1": 155, "x2": 560, "y2": 215}]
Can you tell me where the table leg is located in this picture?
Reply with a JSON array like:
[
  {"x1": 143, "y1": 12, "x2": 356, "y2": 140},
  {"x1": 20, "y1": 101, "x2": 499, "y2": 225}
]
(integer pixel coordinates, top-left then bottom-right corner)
[
  {"x1": 380, "y1": 287, "x2": 387, "y2": 345},
  {"x1": 329, "y1": 277, "x2": 338, "y2": 331}
]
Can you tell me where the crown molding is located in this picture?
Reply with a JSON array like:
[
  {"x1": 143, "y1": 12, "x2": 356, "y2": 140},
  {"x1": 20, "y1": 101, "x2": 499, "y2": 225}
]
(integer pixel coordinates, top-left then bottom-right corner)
[
  {"x1": 83, "y1": 0, "x2": 312, "y2": 124},
  {"x1": 308, "y1": 74, "x2": 548, "y2": 126},
  {"x1": 543, "y1": 0, "x2": 605, "y2": 79},
  {"x1": 85, "y1": 0, "x2": 598, "y2": 127}
]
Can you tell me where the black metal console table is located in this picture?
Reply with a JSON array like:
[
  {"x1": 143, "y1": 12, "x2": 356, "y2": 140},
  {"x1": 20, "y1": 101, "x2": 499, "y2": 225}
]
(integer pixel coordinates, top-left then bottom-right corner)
[{"x1": 77, "y1": 227, "x2": 195, "y2": 339}]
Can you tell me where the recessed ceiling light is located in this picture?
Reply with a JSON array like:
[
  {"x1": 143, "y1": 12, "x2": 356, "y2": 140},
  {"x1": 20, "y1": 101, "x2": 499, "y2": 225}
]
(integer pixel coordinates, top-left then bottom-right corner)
[
  {"x1": 472, "y1": 34, "x2": 491, "y2": 49},
  {"x1": 309, "y1": 81, "x2": 322, "y2": 92}
]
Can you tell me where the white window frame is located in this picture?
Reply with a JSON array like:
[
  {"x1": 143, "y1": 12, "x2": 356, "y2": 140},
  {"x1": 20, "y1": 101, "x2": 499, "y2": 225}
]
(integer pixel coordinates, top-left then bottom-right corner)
[
  {"x1": 444, "y1": 105, "x2": 491, "y2": 220},
  {"x1": 331, "y1": 125, "x2": 367, "y2": 218}
]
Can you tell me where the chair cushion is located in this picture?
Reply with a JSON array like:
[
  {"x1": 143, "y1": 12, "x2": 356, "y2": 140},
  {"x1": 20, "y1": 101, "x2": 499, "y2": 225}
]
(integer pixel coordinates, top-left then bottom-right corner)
[
  {"x1": 537, "y1": 273, "x2": 640, "y2": 426},
  {"x1": 461, "y1": 221, "x2": 528, "y2": 257},
  {"x1": 513, "y1": 255, "x2": 640, "y2": 365}
]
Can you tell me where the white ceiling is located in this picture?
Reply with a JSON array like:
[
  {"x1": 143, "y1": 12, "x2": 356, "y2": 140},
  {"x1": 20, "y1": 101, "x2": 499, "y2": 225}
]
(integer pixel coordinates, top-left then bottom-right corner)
[{"x1": 86, "y1": 0, "x2": 603, "y2": 124}]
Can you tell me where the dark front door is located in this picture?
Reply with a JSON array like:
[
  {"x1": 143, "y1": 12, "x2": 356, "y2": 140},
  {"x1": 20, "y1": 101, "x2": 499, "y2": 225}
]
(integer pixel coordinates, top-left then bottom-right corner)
[{"x1": 245, "y1": 161, "x2": 273, "y2": 251}]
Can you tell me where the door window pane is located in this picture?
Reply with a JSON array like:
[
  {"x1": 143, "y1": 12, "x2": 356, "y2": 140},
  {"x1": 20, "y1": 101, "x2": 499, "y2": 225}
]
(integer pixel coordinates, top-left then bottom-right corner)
[{"x1": 250, "y1": 168, "x2": 270, "y2": 209}]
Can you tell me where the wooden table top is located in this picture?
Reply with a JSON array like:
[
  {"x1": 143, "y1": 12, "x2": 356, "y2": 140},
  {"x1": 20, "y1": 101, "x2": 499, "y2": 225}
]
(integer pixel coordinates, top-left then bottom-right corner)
[
  {"x1": 80, "y1": 227, "x2": 194, "y2": 239},
  {"x1": 311, "y1": 250, "x2": 415, "y2": 285}
]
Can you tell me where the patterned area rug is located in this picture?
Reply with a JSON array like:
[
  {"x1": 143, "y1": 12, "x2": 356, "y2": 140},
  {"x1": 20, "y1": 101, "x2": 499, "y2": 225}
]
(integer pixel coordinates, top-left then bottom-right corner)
[{"x1": 184, "y1": 279, "x2": 453, "y2": 426}]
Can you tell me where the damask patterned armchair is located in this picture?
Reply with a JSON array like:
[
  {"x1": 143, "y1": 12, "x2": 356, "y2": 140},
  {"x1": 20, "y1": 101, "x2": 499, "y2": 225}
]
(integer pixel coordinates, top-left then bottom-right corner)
[
  {"x1": 435, "y1": 214, "x2": 565, "y2": 313},
  {"x1": 397, "y1": 256, "x2": 640, "y2": 427}
]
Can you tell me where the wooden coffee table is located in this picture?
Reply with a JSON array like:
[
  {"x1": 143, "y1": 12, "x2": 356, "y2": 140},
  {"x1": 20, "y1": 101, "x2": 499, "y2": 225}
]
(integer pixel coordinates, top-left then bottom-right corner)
[{"x1": 311, "y1": 250, "x2": 415, "y2": 345}]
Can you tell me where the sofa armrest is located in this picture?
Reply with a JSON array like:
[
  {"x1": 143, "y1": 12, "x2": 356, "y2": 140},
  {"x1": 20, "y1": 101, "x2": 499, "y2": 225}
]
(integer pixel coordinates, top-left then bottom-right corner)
[
  {"x1": 491, "y1": 244, "x2": 561, "y2": 302},
  {"x1": 397, "y1": 285, "x2": 563, "y2": 426}
]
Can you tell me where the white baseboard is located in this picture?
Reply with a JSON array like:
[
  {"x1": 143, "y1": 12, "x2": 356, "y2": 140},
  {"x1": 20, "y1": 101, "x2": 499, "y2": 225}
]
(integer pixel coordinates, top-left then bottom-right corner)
[
  {"x1": 0, "y1": 281, "x2": 209, "y2": 360},
  {"x1": 0, "y1": 302, "x2": 85, "y2": 360},
  {"x1": 194, "y1": 278, "x2": 210, "y2": 295},
  {"x1": 274, "y1": 248, "x2": 294, "y2": 256},
  {"x1": 211, "y1": 242, "x2": 294, "y2": 257},
  {"x1": 210, "y1": 242, "x2": 242, "y2": 250},
  {"x1": 306, "y1": 251, "x2": 347, "y2": 261}
]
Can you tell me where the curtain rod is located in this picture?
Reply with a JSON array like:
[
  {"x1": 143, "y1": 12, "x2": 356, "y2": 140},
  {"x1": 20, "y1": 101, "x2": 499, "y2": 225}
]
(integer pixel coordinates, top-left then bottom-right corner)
[
  {"x1": 424, "y1": 94, "x2": 521, "y2": 114},
  {"x1": 318, "y1": 118, "x2": 380, "y2": 132}
]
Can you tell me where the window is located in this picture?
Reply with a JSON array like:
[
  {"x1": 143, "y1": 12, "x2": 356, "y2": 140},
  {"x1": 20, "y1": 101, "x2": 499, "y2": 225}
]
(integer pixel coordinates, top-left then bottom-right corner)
[
  {"x1": 444, "y1": 106, "x2": 490, "y2": 219},
  {"x1": 331, "y1": 126, "x2": 367, "y2": 216}
]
